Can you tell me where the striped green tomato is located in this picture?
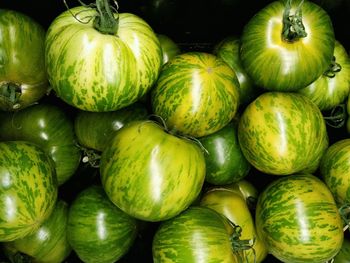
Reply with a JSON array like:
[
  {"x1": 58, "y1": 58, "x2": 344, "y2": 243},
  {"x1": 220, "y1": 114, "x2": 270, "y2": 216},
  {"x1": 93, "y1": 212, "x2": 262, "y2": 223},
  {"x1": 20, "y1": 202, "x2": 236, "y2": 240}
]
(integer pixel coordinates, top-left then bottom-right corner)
[
  {"x1": 0, "y1": 141, "x2": 58, "y2": 242},
  {"x1": 151, "y1": 52, "x2": 240, "y2": 138},
  {"x1": 256, "y1": 174, "x2": 344, "y2": 263},
  {"x1": 67, "y1": 185, "x2": 138, "y2": 263},
  {"x1": 199, "y1": 188, "x2": 268, "y2": 262},
  {"x1": 100, "y1": 120, "x2": 206, "y2": 222},
  {"x1": 238, "y1": 92, "x2": 328, "y2": 175},
  {"x1": 320, "y1": 138, "x2": 350, "y2": 205},
  {"x1": 240, "y1": 0, "x2": 335, "y2": 91},
  {"x1": 198, "y1": 120, "x2": 251, "y2": 185},
  {"x1": 152, "y1": 206, "x2": 242, "y2": 263},
  {"x1": 213, "y1": 35, "x2": 258, "y2": 106},
  {"x1": 45, "y1": 4, "x2": 162, "y2": 112},
  {"x1": 0, "y1": 9, "x2": 49, "y2": 111},
  {"x1": 0, "y1": 103, "x2": 81, "y2": 185},
  {"x1": 297, "y1": 40, "x2": 350, "y2": 111},
  {"x1": 3, "y1": 199, "x2": 71, "y2": 263}
]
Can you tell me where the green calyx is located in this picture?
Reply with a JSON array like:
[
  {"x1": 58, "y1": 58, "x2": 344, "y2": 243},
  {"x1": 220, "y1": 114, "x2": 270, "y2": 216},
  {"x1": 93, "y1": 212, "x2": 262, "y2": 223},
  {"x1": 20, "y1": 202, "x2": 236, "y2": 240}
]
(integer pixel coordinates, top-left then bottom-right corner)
[
  {"x1": 282, "y1": 0, "x2": 307, "y2": 42},
  {"x1": 229, "y1": 222, "x2": 256, "y2": 263},
  {"x1": 0, "y1": 82, "x2": 21, "y2": 109},
  {"x1": 93, "y1": 0, "x2": 119, "y2": 35},
  {"x1": 323, "y1": 56, "x2": 342, "y2": 78}
]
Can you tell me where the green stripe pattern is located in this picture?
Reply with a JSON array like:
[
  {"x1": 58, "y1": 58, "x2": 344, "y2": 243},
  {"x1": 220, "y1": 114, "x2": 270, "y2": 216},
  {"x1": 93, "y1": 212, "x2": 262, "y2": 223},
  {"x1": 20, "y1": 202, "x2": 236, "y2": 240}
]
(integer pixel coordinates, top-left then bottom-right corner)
[
  {"x1": 240, "y1": 0, "x2": 335, "y2": 91},
  {"x1": 67, "y1": 185, "x2": 138, "y2": 263},
  {"x1": 152, "y1": 206, "x2": 240, "y2": 263},
  {"x1": 238, "y1": 92, "x2": 328, "y2": 175},
  {"x1": 151, "y1": 52, "x2": 240, "y2": 138},
  {"x1": 0, "y1": 9, "x2": 48, "y2": 111},
  {"x1": 320, "y1": 138, "x2": 350, "y2": 205},
  {"x1": 4, "y1": 199, "x2": 71, "y2": 263},
  {"x1": 256, "y1": 174, "x2": 343, "y2": 262},
  {"x1": 0, "y1": 103, "x2": 81, "y2": 185},
  {"x1": 100, "y1": 120, "x2": 206, "y2": 222},
  {"x1": 45, "y1": 6, "x2": 162, "y2": 112},
  {"x1": 297, "y1": 40, "x2": 350, "y2": 111},
  {"x1": 0, "y1": 141, "x2": 58, "y2": 241}
]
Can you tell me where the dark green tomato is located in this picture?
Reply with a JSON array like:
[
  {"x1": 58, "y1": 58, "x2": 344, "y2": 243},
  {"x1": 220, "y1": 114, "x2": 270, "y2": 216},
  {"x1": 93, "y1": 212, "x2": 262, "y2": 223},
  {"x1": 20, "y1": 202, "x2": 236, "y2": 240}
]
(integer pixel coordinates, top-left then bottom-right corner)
[
  {"x1": 67, "y1": 185, "x2": 138, "y2": 263},
  {"x1": 256, "y1": 174, "x2": 343, "y2": 262},
  {"x1": 3, "y1": 199, "x2": 71, "y2": 263},
  {"x1": 213, "y1": 35, "x2": 259, "y2": 106},
  {"x1": 100, "y1": 120, "x2": 206, "y2": 222},
  {"x1": 241, "y1": 0, "x2": 335, "y2": 91},
  {"x1": 0, "y1": 9, "x2": 49, "y2": 111},
  {"x1": 0, "y1": 141, "x2": 58, "y2": 242},
  {"x1": 45, "y1": 6, "x2": 162, "y2": 112},
  {"x1": 320, "y1": 138, "x2": 350, "y2": 205},
  {"x1": 334, "y1": 237, "x2": 350, "y2": 263},
  {"x1": 157, "y1": 34, "x2": 181, "y2": 65},
  {"x1": 152, "y1": 206, "x2": 241, "y2": 263},
  {"x1": 238, "y1": 92, "x2": 329, "y2": 175},
  {"x1": 74, "y1": 102, "x2": 149, "y2": 152},
  {"x1": 0, "y1": 103, "x2": 81, "y2": 185},
  {"x1": 151, "y1": 51, "x2": 240, "y2": 137},
  {"x1": 199, "y1": 121, "x2": 251, "y2": 185},
  {"x1": 297, "y1": 40, "x2": 350, "y2": 111}
]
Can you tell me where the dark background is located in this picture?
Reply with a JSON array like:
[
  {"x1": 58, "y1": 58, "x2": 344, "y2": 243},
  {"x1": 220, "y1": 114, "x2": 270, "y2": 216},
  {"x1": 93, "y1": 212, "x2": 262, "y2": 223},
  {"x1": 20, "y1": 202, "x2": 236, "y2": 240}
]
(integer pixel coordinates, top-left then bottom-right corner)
[{"x1": 0, "y1": 0, "x2": 349, "y2": 262}]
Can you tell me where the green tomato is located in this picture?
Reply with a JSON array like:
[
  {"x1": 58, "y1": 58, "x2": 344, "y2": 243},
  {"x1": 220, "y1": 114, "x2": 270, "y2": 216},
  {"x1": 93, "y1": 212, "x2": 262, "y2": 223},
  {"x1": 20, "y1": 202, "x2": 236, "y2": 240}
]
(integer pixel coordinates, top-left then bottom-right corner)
[
  {"x1": 67, "y1": 185, "x2": 138, "y2": 263},
  {"x1": 238, "y1": 92, "x2": 328, "y2": 175},
  {"x1": 240, "y1": 0, "x2": 335, "y2": 91},
  {"x1": 45, "y1": 4, "x2": 162, "y2": 112},
  {"x1": 157, "y1": 34, "x2": 181, "y2": 65},
  {"x1": 256, "y1": 174, "x2": 343, "y2": 262},
  {"x1": 152, "y1": 206, "x2": 242, "y2": 262},
  {"x1": 100, "y1": 120, "x2": 206, "y2": 222},
  {"x1": 3, "y1": 199, "x2": 71, "y2": 263},
  {"x1": 0, "y1": 9, "x2": 48, "y2": 111},
  {"x1": 151, "y1": 52, "x2": 240, "y2": 137},
  {"x1": 334, "y1": 237, "x2": 350, "y2": 263},
  {"x1": 320, "y1": 138, "x2": 350, "y2": 205},
  {"x1": 0, "y1": 103, "x2": 81, "y2": 185},
  {"x1": 74, "y1": 102, "x2": 149, "y2": 152},
  {"x1": 213, "y1": 35, "x2": 259, "y2": 106},
  {"x1": 198, "y1": 120, "x2": 251, "y2": 185},
  {"x1": 297, "y1": 40, "x2": 350, "y2": 111},
  {"x1": 0, "y1": 141, "x2": 58, "y2": 242}
]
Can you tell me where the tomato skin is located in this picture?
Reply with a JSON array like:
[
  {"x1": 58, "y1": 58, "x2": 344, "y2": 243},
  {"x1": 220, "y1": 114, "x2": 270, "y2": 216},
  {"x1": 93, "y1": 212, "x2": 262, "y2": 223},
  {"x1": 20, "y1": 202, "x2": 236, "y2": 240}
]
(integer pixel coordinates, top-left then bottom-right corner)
[
  {"x1": 297, "y1": 40, "x2": 350, "y2": 111},
  {"x1": 256, "y1": 174, "x2": 343, "y2": 262},
  {"x1": 74, "y1": 102, "x2": 149, "y2": 152},
  {"x1": 100, "y1": 120, "x2": 206, "y2": 222},
  {"x1": 0, "y1": 141, "x2": 58, "y2": 242},
  {"x1": 152, "y1": 206, "x2": 241, "y2": 263},
  {"x1": 157, "y1": 34, "x2": 181, "y2": 65},
  {"x1": 240, "y1": 0, "x2": 335, "y2": 91},
  {"x1": 238, "y1": 92, "x2": 328, "y2": 175},
  {"x1": 3, "y1": 199, "x2": 71, "y2": 263},
  {"x1": 213, "y1": 35, "x2": 259, "y2": 106},
  {"x1": 67, "y1": 185, "x2": 138, "y2": 263},
  {"x1": 0, "y1": 9, "x2": 48, "y2": 111},
  {"x1": 151, "y1": 52, "x2": 240, "y2": 137},
  {"x1": 0, "y1": 103, "x2": 81, "y2": 185},
  {"x1": 45, "y1": 6, "x2": 162, "y2": 112},
  {"x1": 199, "y1": 188, "x2": 267, "y2": 262},
  {"x1": 320, "y1": 138, "x2": 350, "y2": 205},
  {"x1": 198, "y1": 121, "x2": 251, "y2": 185}
]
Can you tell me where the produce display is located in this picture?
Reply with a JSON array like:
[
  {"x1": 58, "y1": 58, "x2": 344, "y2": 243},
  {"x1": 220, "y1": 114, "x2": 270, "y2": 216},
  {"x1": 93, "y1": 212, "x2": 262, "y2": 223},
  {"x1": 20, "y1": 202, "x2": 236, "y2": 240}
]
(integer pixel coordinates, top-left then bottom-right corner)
[{"x1": 0, "y1": 0, "x2": 349, "y2": 262}]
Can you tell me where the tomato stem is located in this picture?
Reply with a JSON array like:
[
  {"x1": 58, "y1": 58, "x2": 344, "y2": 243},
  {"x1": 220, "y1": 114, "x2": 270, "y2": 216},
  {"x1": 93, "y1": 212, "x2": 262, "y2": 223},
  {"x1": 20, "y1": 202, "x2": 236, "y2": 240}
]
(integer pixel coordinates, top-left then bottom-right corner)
[
  {"x1": 323, "y1": 104, "x2": 347, "y2": 128},
  {"x1": 229, "y1": 222, "x2": 256, "y2": 262},
  {"x1": 282, "y1": 0, "x2": 307, "y2": 42},
  {"x1": 323, "y1": 56, "x2": 342, "y2": 78},
  {"x1": 339, "y1": 203, "x2": 350, "y2": 232},
  {"x1": 0, "y1": 82, "x2": 21, "y2": 110},
  {"x1": 93, "y1": 0, "x2": 119, "y2": 35}
]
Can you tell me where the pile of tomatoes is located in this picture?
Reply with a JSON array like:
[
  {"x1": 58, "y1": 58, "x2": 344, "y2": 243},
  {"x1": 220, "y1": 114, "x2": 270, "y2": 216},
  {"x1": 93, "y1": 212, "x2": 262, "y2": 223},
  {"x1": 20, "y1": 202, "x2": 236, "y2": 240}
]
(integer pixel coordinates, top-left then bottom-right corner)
[{"x1": 0, "y1": 0, "x2": 350, "y2": 262}]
